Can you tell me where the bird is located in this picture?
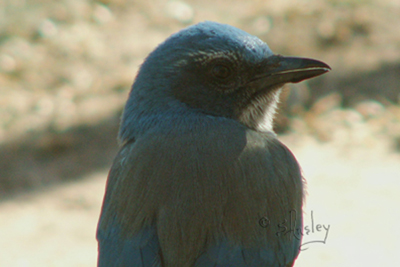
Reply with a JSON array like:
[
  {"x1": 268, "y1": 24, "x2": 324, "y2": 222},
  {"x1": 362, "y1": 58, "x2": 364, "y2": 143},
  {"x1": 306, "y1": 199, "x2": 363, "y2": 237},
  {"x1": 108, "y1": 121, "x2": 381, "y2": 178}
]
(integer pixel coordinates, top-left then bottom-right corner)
[{"x1": 97, "y1": 21, "x2": 330, "y2": 267}]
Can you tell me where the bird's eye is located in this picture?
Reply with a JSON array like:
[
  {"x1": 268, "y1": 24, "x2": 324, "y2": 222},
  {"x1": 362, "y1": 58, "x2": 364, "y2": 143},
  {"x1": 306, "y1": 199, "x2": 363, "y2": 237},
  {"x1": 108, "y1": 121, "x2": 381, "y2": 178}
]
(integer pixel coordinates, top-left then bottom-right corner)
[{"x1": 211, "y1": 64, "x2": 232, "y2": 80}]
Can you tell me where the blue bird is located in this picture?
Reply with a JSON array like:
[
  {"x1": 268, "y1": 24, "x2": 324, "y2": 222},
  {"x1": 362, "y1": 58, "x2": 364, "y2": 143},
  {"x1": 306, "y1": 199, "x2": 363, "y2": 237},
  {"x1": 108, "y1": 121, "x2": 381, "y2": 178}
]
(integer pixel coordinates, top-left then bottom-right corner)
[{"x1": 97, "y1": 21, "x2": 330, "y2": 267}]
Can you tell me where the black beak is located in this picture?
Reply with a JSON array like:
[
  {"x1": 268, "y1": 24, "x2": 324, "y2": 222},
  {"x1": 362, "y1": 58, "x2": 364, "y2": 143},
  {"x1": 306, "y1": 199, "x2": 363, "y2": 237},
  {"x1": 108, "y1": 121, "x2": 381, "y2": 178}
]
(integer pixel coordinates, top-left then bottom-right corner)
[{"x1": 250, "y1": 55, "x2": 331, "y2": 88}]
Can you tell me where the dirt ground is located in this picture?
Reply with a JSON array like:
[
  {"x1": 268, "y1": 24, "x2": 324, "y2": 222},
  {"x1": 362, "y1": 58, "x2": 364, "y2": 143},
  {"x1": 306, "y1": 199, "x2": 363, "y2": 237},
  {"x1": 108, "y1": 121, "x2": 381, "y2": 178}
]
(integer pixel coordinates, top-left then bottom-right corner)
[{"x1": 1, "y1": 0, "x2": 400, "y2": 266}]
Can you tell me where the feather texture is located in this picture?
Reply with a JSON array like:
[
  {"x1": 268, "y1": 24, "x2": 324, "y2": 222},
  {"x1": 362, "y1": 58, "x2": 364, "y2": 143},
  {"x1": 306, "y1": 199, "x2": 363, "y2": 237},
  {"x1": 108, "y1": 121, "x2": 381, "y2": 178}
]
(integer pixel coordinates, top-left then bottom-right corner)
[{"x1": 97, "y1": 115, "x2": 303, "y2": 266}]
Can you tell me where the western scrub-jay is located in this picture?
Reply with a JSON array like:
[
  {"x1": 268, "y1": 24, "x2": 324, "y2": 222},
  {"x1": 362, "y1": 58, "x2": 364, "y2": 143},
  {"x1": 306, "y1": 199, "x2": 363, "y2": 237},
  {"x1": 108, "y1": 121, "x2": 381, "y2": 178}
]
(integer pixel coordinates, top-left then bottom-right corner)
[{"x1": 97, "y1": 21, "x2": 330, "y2": 267}]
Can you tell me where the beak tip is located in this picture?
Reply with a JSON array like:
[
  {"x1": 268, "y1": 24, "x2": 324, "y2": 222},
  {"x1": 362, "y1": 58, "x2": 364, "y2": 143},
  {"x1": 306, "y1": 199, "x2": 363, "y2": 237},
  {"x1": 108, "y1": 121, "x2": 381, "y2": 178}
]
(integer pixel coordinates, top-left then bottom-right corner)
[{"x1": 321, "y1": 62, "x2": 332, "y2": 71}]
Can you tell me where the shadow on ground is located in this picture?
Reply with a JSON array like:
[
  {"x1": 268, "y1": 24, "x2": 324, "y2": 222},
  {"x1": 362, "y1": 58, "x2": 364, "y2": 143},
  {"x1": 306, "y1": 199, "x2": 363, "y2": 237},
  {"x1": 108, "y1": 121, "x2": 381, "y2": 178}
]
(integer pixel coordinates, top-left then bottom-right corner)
[
  {"x1": 0, "y1": 114, "x2": 120, "y2": 198},
  {"x1": 309, "y1": 62, "x2": 400, "y2": 106}
]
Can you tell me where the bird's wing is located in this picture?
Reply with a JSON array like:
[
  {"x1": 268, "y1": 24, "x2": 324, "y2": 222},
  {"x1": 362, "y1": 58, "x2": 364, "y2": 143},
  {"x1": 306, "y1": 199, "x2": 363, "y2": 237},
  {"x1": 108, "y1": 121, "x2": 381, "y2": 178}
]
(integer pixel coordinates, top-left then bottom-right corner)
[
  {"x1": 97, "y1": 139, "x2": 162, "y2": 267},
  {"x1": 97, "y1": 225, "x2": 161, "y2": 267},
  {"x1": 194, "y1": 242, "x2": 297, "y2": 267}
]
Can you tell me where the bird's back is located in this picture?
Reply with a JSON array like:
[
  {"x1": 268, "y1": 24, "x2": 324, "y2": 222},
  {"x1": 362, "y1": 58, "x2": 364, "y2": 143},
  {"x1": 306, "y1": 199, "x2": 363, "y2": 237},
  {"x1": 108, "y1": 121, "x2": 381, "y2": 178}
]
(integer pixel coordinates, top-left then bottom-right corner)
[{"x1": 97, "y1": 114, "x2": 303, "y2": 266}]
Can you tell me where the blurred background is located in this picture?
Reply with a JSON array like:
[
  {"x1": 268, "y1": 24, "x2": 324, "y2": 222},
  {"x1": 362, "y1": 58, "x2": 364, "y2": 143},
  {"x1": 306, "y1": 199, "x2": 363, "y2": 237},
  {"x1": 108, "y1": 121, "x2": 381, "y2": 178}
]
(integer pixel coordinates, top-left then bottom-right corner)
[{"x1": 0, "y1": 0, "x2": 399, "y2": 266}]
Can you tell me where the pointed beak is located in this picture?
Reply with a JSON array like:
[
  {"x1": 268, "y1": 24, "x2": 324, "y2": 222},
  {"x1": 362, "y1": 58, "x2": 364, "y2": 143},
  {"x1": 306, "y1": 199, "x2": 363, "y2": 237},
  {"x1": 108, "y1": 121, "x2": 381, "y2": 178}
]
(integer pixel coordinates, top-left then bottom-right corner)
[{"x1": 249, "y1": 55, "x2": 331, "y2": 88}]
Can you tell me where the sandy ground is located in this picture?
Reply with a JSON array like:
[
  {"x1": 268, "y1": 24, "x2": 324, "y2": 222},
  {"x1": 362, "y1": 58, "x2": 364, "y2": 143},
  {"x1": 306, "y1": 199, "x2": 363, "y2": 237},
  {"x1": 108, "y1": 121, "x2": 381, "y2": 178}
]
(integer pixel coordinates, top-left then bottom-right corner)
[{"x1": 1, "y1": 132, "x2": 399, "y2": 267}]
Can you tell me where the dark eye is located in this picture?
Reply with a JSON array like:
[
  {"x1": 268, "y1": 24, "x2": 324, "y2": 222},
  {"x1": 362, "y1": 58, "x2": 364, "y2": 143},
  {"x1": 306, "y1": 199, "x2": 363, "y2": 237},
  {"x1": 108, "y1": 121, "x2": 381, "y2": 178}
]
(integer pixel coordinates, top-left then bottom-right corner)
[{"x1": 211, "y1": 64, "x2": 232, "y2": 80}]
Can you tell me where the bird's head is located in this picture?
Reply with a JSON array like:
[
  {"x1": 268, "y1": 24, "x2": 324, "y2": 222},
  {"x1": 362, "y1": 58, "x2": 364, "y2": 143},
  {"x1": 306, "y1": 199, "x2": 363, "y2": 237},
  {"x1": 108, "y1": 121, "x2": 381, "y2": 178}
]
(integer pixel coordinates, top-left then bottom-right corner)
[{"x1": 120, "y1": 21, "x2": 330, "y2": 141}]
